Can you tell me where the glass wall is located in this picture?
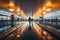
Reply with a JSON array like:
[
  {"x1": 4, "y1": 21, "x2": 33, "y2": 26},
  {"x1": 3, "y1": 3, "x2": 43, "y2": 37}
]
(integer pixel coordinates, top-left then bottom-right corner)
[
  {"x1": 44, "y1": 9, "x2": 60, "y2": 32},
  {"x1": 0, "y1": 9, "x2": 11, "y2": 33}
]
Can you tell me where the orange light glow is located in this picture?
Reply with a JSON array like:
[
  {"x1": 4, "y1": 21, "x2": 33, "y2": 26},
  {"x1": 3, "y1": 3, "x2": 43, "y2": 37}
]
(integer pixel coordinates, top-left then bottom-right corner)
[
  {"x1": 16, "y1": 7, "x2": 20, "y2": 13},
  {"x1": 20, "y1": 22, "x2": 28, "y2": 34},
  {"x1": 9, "y1": 34, "x2": 14, "y2": 37},
  {"x1": 43, "y1": 7, "x2": 46, "y2": 10},
  {"x1": 16, "y1": 35, "x2": 20, "y2": 38},
  {"x1": 20, "y1": 10, "x2": 28, "y2": 19},
  {"x1": 43, "y1": 12, "x2": 46, "y2": 15},
  {"x1": 46, "y1": 8, "x2": 51, "y2": 11},
  {"x1": 38, "y1": 11, "x2": 41, "y2": 13},
  {"x1": 33, "y1": 22, "x2": 42, "y2": 37},
  {"x1": 9, "y1": 1, "x2": 14, "y2": 7},
  {"x1": 52, "y1": 3, "x2": 60, "y2": 9},
  {"x1": 17, "y1": 13, "x2": 20, "y2": 15},
  {"x1": 45, "y1": 0, "x2": 51, "y2": 7},
  {"x1": 16, "y1": 22, "x2": 28, "y2": 38},
  {"x1": 9, "y1": 8, "x2": 14, "y2": 12},
  {"x1": 43, "y1": 31, "x2": 47, "y2": 35}
]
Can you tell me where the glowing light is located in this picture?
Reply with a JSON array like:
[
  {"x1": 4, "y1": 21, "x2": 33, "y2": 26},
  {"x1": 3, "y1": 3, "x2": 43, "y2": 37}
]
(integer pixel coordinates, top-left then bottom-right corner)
[
  {"x1": 21, "y1": 11, "x2": 23, "y2": 13},
  {"x1": 43, "y1": 7, "x2": 46, "y2": 10},
  {"x1": 9, "y1": 1, "x2": 14, "y2": 7},
  {"x1": 43, "y1": 12, "x2": 46, "y2": 15},
  {"x1": 43, "y1": 31, "x2": 47, "y2": 35},
  {"x1": 17, "y1": 13, "x2": 20, "y2": 15},
  {"x1": 20, "y1": 10, "x2": 28, "y2": 19},
  {"x1": 33, "y1": 22, "x2": 42, "y2": 37},
  {"x1": 46, "y1": 8, "x2": 51, "y2": 11},
  {"x1": 9, "y1": 8, "x2": 14, "y2": 12},
  {"x1": 38, "y1": 11, "x2": 41, "y2": 13},
  {"x1": 16, "y1": 35, "x2": 20, "y2": 37},
  {"x1": 46, "y1": 0, "x2": 51, "y2": 7},
  {"x1": 16, "y1": 7, "x2": 20, "y2": 13},
  {"x1": 9, "y1": 34, "x2": 14, "y2": 37}
]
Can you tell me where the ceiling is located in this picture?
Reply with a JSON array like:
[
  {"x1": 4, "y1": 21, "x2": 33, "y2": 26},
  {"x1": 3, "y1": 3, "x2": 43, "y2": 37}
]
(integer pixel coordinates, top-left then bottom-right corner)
[{"x1": 0, "y1": 0, "x2": 60, "y2": 17}]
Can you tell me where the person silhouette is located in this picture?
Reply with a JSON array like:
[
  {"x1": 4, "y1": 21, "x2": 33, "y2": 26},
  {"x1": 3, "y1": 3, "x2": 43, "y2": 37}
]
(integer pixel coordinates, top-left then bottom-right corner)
[{"x1": 28, "y1": 17, "x2": 31, "y2": 31}]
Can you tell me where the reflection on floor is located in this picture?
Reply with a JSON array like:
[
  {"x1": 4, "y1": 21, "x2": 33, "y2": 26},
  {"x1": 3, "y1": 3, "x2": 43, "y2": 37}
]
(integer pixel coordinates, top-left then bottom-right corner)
[{"x1": 0, "y1": 21, "x2": 60, "y2": 40}]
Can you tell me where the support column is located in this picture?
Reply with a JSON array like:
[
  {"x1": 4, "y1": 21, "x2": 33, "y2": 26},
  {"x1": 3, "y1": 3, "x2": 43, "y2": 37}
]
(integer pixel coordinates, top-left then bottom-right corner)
[
  {"x1": 56, "y1": 18, "x2": 58, "y2": 25},
  {"x1": 11, "y1": 15, "x2": 14, "y2": 27}
]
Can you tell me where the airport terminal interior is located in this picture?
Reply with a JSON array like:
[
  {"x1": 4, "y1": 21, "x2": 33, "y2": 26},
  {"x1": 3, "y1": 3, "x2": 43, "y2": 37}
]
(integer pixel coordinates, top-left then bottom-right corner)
[{"x1": 0, "y1": 0, "x2": 60, "y2": 40}]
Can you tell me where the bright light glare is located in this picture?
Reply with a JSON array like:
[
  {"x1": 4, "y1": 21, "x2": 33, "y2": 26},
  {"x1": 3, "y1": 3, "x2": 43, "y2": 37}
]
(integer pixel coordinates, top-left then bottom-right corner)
[
  {"x1": 9, "y1": 1, "x2": 14, "y2": 7},
  {"x1": 46, "y1": 8, "x2": 51, "y2": 11},
  {"x1": 9, "y1": 8, "x2": 14, "y2": 12},
  {"x1": 46, "y1": 0, "x2": 51, "y2": 6},
  {"x1": 17, "y1": 7, "x2": 20, "y2": 13}
]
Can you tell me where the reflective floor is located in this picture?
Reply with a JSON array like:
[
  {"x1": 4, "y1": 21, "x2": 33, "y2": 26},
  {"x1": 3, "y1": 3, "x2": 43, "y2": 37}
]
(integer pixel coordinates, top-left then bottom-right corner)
[
  {"x1": 0, "y1": 0, "x2": 60, "y2": 40},
  {"x1": 0, "y1": 21, "x2": 59, "y2": 40}
]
